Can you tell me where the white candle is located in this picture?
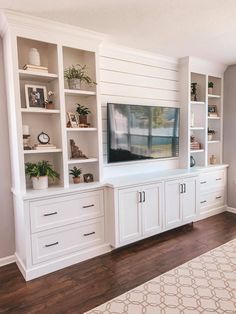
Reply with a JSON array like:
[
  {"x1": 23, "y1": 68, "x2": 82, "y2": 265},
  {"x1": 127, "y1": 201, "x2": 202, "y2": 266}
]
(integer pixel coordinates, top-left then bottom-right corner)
[{"x1": 23, "y1": 125, "x2": 29, "y2": 135}]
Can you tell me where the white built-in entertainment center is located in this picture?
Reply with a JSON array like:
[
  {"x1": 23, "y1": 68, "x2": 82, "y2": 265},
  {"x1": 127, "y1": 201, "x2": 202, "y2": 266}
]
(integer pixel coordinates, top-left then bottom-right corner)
[{"x1": 0, "y1": 11, "x2": 228, "y2": 280}]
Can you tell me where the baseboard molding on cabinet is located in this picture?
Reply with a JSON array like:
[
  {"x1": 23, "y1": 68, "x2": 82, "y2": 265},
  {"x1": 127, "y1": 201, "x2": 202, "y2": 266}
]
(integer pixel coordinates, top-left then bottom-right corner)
[
  {"x1": 0, "y1": 255, "x2": 15, "y2": 267},
  {"x1": 226, "y1": 207, "x2": 236, "y2": 214},
  {"x1": 198, "y1": 206, "x2": 226, "y2": 221}
]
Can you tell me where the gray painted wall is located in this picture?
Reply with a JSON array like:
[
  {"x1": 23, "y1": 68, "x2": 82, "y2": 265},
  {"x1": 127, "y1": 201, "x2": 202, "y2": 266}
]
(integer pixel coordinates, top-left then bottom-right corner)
[
  {"x1": 0, "y1": 38, "x2": 15, "y2": 258},
  {"x1": 224, "y1": 65, "x2": 236, "y2": 208}
]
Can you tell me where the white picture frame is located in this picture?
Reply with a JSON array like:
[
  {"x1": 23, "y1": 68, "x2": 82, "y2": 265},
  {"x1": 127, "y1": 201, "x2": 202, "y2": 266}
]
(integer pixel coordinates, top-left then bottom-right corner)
[
  {"x1": 25, "y1": 84, "x2": 47, "y2": 108},
  {"x1": 68, "y1": 112, "x2": 79, "y2": 128}
]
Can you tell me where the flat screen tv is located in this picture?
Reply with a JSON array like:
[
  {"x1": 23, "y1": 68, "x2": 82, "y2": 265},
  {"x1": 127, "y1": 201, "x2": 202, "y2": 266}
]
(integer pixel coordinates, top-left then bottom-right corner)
[{"x1": 107, "y1": 103, "x2": 179, "y2": 163}]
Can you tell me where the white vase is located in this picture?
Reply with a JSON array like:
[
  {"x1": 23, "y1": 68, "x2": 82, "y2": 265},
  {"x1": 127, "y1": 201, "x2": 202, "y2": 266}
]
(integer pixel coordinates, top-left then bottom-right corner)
[
  {"x1": 32, "y1": 176, "x2": 48, "y2": 190},
  {"x1": 29, "y1": 48, "x2": 41, "y2": 66},
  {"x1": 68, "y1": 78, "x2": 81, "y2": 90}
]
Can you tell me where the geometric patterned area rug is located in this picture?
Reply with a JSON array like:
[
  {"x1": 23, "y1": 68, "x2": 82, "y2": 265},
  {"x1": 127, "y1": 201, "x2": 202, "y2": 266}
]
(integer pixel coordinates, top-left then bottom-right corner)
[{"x1": 86, "y1": 239, "x2": 236, "y2": 314}]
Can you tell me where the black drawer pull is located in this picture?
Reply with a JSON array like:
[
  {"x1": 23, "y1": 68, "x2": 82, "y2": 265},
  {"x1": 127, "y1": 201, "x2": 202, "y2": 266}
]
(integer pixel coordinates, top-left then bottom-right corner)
[
  {"x1": 45, "y1": 241, "x2": 59, "y2": 248},
  {"x1": 43, "y1": 211, "x2": 58, "y2": 217},
  {"x1": 200, "y1": 181, "x2": 207, "y2": 184},
  {"x1": 83, "y1": 204, "x2": 95, "y2": 209},
  {"x1": 216, "y1": 196, "x2": 222, "y2": 199},
  {"x1": 216, "y1": 178, "x2": 222, "y2": 181},
  {"x1": 83, "y1": 231, "x2": 95, "y2": 237},
  {"x1": 200, "y1": 200, "x2": 207, "y2": 204}
]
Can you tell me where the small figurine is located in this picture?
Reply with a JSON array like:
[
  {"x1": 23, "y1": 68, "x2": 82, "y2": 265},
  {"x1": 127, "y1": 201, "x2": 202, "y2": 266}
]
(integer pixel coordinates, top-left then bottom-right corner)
[{"x1": 70, "y1": 139, "x2": 88, "y2": 159}]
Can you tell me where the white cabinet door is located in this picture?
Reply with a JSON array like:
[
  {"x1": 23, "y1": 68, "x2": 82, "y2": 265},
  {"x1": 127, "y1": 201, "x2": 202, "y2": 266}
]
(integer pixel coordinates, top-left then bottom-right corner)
[
  {"x1": 118, "y1": 187, "x2": 142, "y2": 244},
  {"x1": 142, "y1": 183, "x2": 162, "y2": 237},
  {"x1": 165, "y1": 179, "x2": 182, "y2": 228},
  {"x1": 182, "y1": 177, "x2": 197, "y2": 222}
]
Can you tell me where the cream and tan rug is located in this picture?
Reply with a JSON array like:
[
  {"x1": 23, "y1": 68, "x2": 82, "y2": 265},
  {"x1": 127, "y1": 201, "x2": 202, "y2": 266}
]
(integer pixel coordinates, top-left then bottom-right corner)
[{"x1": 86, "y1": 239, "x2": 236, "y2": 314}]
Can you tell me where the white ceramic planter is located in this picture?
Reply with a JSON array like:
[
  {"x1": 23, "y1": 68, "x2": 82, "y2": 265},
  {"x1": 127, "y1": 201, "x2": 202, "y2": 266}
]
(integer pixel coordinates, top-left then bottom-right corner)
[
  {"x1": 68, "y1": 78, "x2": 81, "y2": 90},
  {"x1": 29, "y1": 48, "x2": 41, "y2": 66},
  {"x1": 208, "y1": 134, "x2": 213, "y2": 141},
  {"x1": 32, "y1": 176, "x2": 48, "y2": 190}
]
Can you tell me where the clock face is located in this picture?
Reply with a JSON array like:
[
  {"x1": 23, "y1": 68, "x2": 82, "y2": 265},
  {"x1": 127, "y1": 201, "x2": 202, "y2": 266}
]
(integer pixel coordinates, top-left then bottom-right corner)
[{"x1": 38, "y1": 132, "x2": 50, "y2": 144}]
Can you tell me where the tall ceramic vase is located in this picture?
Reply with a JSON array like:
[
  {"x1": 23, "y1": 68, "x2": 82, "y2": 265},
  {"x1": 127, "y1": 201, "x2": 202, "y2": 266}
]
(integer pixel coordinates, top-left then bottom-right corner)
[{"x1": 29, "y1": 48, "x2": 41, "y2": 66}]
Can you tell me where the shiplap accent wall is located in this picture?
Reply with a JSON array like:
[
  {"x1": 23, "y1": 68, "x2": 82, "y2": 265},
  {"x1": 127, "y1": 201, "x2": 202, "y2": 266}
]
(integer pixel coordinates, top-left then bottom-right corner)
[{"x1": 99, "y1": 45, "x2": 180, "y2": 178}]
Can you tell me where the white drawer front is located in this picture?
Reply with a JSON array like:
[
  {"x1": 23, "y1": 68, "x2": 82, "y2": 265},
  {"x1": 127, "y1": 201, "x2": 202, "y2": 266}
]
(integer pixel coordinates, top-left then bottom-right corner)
[
  {"x1": 32, "y1": 218, "x2": 104, "y2": 264},
  {"x1": 30, "y1": 190, "x2": 104, "y2": 233},
  {"x1": 200, "y1": 190, "x2": 225, "y2": 212},
  {"x1": 199, "y1": 170, "x2": 225, "y2": 192}
]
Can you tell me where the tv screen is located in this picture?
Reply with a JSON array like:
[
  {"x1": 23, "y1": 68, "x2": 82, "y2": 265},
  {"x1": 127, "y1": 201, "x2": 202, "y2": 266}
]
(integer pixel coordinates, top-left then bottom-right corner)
[{"x1": 107, "y1": 103, "x2": 179, "y2": 163}]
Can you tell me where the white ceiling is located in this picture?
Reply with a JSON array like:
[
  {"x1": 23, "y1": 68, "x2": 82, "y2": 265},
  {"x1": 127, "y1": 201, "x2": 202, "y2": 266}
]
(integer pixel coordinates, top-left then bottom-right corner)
[{"x1": 1, "y1": 0, "x2": 236, "y2": 65}]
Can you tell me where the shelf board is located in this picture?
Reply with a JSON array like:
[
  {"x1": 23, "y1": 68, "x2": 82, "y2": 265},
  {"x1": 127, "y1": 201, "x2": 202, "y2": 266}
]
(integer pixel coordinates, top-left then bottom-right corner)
[
  {"x1": 208, "y1": 140, "x2": 220, "y2": 144},
  {"x1": 24, "y1": 149, "x2": 62, "y2": 154},
  {"x1": 19, "y1": 69, "x2": 58, "y2": 82},
  {"x1": 190, "y1": 101, "x2": 205, "y2": 105},
  {"x1": 208, "y1": 116, "x2": 221, "y2": 120},
  {"x1": 208, "y1": 94, "x2": 221, "y2": 99},
  {"x1": 190, "y1": 127, "x2": 205, "y2": 130},
  {"x1": 21, "y1": 108, "x2": 60, "y2": 114},
  {"x1": 64, "y1": 89, "x2": 96, "y2": 96},
  {"x1": 190, "y1": 149, "x2": 205, "y2": 153},
  {"x1": 68, "y1": 158, "x2": 98, "y2": 164},
  {"x1": 66, "y1": 127, "x2": 97, "y2": 132}
]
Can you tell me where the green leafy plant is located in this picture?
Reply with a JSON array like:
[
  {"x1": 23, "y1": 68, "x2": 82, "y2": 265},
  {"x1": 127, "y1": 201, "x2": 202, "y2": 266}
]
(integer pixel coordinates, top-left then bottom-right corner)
[
  {"x1": 208, "y1": 128, "x2": 215, "y2": 135},
  {"x1": 64, "y1": 64, "x2": 97, "y2": 86},
  {"x1": 208, "y1": 82, "x2": 214, "y2": 88},
  {"x1": 76, "y1": 104, "x2": 91, "y2": 116},
  {"x1": 69, "y1": 166, "x2": 82, "y2": 178},
  {"x1": 25, "y1": 161, "x2": 59, "y2": 180}
]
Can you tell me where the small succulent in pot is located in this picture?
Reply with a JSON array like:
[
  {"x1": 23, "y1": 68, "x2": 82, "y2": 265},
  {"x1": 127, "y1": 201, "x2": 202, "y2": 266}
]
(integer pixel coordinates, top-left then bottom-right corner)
[
  {"x1": 208, "y1": 82, "x2": 214, "y2": 94},
  {"x1": 76, "y1": 104, "x2": 91, "y2": 125},
  {"x1": 208, "y1": 128, "x2": 216, "y2": 141},
  {"x1": 45, "y1": 91, "x2": 55, "y2": 109},
  {"x1": 69, "y1": 166, "x2": 82, "y2": 184},
  {"x1": 64, "y1": 64, "x2": 97, "y2": 90}
]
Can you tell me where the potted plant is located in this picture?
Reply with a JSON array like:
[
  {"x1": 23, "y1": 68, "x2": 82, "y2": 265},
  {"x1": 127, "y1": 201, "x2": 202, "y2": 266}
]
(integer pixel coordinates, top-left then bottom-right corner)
[
  {"x1": 76, "y1": 104, "x2": 91, "y2": 125},
  {"x1": 208, "y1": 82, "x2": 214, "y2": 94},
  {"x1": 45, "y1": 91, "x2": 55, "y2": 110},
  {"x1": 25, "y1": 160, "x2": 59, "y2": 190},
  {"x1": 64, "y1": 64, "x2": 97, "y2": 90},
  {"x1": 208, "y1": 128, "x2": 215, "y2": 141},
  {"x1": 69, "y1": 166, "x2": 82, "y2": 184}
]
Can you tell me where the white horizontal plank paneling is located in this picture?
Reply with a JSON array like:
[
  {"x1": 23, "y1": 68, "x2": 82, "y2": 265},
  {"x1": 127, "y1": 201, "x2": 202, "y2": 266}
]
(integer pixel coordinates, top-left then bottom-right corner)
[
  {"x1": 100, "y1": 70, "x2": 179, "y2": 91},
  {"x1": 100, "y1": 57, "x2": 178, "y2": 81},
  {"x1": 100, "y1": 82, "x2": 179, "y2": 101}
]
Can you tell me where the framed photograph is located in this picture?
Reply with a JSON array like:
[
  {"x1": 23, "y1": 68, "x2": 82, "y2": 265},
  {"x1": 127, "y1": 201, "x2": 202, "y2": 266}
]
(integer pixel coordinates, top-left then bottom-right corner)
[
  {"x1": 83, "y1": 173, "x2": 94, "y2": 183},
  {"x1": 25, "y1": 85, "x2": 47, "y2": 108},
  {"x1": 68, "y1": 112, "x2": 79, "y2": 128},
  {"x1": 208, "y1": 105, "x2": 218, "y2": 117}
]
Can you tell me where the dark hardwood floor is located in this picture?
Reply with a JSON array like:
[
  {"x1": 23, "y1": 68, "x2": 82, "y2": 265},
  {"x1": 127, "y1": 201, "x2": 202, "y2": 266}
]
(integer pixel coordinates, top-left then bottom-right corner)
[{"x1": 1, "y1": 212, "x2": 236, "y2": 314}]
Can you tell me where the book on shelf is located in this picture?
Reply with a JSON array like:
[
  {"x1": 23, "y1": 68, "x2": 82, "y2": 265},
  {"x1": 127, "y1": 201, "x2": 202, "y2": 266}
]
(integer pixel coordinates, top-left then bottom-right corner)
[
  {"x1": 33, "y1": 144, "x2": 57, "y2": 150},
  {"x1": 23, "y1": 64, "x2": 49, "y2": 73}
]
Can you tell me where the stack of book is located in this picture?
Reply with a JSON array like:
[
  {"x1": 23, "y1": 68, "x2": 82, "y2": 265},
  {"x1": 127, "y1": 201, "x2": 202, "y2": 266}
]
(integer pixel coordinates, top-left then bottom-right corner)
[
  {"x1": 23, "y1": 64, "x2": 48, "y2": 73},
  {"x1": 190, "y1": 136, "x2": 201, "y2": 150},
  {"x1": 33, "y1": 144, "x2": 57, "y2": 150}
]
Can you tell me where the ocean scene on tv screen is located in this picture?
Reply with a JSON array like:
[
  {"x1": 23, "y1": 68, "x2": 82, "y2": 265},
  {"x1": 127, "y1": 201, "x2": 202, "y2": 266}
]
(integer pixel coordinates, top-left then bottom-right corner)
[{"x1": 108, "y1": 104, "x2": 179, "y2": 162}]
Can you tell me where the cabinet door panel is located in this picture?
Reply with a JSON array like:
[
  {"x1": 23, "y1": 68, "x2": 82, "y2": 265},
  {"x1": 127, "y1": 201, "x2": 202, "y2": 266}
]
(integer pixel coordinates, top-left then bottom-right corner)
[
  {"x1": 182, "y1": 177, "x2": 197, "y2": 222},
  {"x1": 118, "y1": 187, "x2": 141, "y2": 244},
  {"x1": 142, "y1": 183, "x2": 162, "y2": 236},
  {"x1": 165, "y1": 180, "x2": 182, "y2": 228}
]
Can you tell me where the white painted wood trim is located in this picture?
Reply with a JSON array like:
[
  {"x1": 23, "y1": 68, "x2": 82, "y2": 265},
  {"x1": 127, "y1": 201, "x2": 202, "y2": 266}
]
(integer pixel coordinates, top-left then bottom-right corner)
[
  {"x1": 0, "y1": 255, "x2": 15, "y2": 267},
  {"x1": 226, "y1": 207, "x2": 236, "y2": 214}
]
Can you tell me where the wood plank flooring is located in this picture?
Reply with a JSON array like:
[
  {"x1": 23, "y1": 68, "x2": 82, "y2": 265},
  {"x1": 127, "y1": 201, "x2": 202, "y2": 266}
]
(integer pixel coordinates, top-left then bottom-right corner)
[{"x1": 0, "y1": 212, "x2": 236, "y2": 314}]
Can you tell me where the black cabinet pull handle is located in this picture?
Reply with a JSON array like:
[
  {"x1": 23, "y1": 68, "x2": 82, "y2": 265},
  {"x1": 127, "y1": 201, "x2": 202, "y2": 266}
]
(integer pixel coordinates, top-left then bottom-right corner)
[
  {"x1": 83, "y1": 231, "x2": 95, "y2": 237},
  {"x1": 179, "y1": 184, "x2": 183, "y2": 194},
  {"x1": 200, "y1": 200, "x2": 207, "y2": 204},
  {"x1": 83, "y1": 204, "x2": 95, "y2": 208},
  {"x1": 142, "y1": 191, "x2": 146, "y2": 202},
  {"x1": 43, "y1": 211, "x2": 58, "y2": 216},
  {"x1": 216, "y1": 196, "x2": 222, "y2": 199},
  {"x1": 138, "y1": 192, "x2": 142, "y2": 203},
  {"x1": 45, "y1": 241, "x2": 59, "y2": 248},
  {"x1": 216, "y1": 178, "x2": 222, "y2": 181},
  {"x1": 183, "y1": 183, "x2": 186, "y2": 193},
  {"x1": 200, "y1": 181, "x2": 207, "y2": 184}
]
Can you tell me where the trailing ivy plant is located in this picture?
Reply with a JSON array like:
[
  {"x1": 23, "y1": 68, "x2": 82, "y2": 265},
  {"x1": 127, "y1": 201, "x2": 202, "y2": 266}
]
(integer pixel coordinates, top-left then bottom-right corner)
[{"x1": 64, "y1": 64, "x2": 97, "y2": 86}]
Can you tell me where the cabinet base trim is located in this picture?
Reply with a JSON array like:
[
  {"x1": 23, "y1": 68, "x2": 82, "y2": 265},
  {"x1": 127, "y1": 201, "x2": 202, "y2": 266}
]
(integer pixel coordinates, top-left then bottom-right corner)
[
  {"x1": 15, "y1": 244, "x2": 111, "y2": 281},
  {"x1": 0, "y1": 255, "x2": 15, "y2": 267},
  {"x1": 226, "y1": 207, "x2": 236, "y2": 214},
  {"x1": 198, "y1": 205, "x2": 226, "y2": 220}
]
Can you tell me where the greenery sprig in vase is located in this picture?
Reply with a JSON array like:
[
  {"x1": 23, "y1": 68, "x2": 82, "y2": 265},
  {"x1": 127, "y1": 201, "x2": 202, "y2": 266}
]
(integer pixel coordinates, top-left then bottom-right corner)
[
  {"x1": 69, "y1": 166, "x2": 82, "y2": 184},
  {"x1": 64, "y1": 64, "x2": 97, "y2": 90}
]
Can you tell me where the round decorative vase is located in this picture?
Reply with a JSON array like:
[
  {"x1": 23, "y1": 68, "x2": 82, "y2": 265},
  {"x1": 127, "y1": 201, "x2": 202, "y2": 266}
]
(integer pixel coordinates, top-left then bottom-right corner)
[
  {"x1": 73, "y1": 177, "x2": 80, "y2": 184},
  {"x1": 208, "y1": 87, "x2": 213, "y2": 94},
  {"x1": 32, "y1": 176, "x2": 48, "y2": 190},
  {"x1": 208, "y1": 134, "x2": 213, "y2": 141},
  {"x1": 29, "y1": 48, "x2": 41, "y2": 66},
  {"x1": 45, "y1": 102, "x2": 54, "y2": 110},
  {"x1": 79, "y1": 115, "x2": 88, "y2": 125},
  {"x1": 190, "y1": 156, "x2": 196, "y2": 167},
  {"x1": 68, "y1": 78, "x2": 81, "y2": 90}
]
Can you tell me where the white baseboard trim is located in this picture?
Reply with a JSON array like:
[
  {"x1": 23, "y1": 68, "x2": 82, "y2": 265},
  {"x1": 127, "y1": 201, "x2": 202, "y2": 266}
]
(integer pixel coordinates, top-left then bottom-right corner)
[
  {"x1": 226, "y1": 207, "x2": 236, "y2": 214},
  {"x1": 0, "y1": 255, "x2": 15, "y2": 267}
]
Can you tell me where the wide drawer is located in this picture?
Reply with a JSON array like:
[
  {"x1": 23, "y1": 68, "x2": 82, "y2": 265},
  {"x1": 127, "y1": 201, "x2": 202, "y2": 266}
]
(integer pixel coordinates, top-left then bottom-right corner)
[
  {"x1": 31, "y1": 217, "x2": 104, "y2": 264},
  {"x1": 199, "y1": 170, "x2": 225, "y2": 192},
  {"x1": 30, "y1": 190, "x2": 104, "y2": 233},
  {"x1": 200, "y1": 189, "x2": 225, "y2": 212}
]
